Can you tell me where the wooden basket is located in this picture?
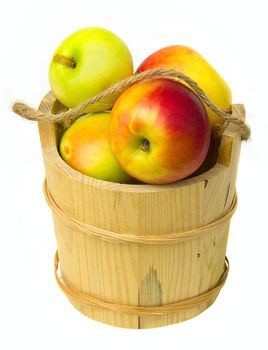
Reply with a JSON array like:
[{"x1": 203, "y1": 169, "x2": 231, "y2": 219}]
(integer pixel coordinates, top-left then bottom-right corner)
[{"x1": 38, "y1": 91, "x2": 244, "y2": 329}]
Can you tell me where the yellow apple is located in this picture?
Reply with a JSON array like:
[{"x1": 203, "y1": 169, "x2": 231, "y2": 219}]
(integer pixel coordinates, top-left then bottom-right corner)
[
  {"x1": 136, "y1": 45, "x2": 232, "y2": 129},
  {"x1": 49, "y1": 27, "x2": 133, "y2": 112},
  {"x1": 60, "y1": 112, "x2": 134, "y2": 183}
]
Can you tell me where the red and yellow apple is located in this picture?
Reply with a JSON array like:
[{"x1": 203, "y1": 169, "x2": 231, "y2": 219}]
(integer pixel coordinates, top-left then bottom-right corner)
[
  {"x1": 136, "y1": 45, "x2": 232, "y2": 129},
  {"x1": 59, "y1": 112, "x2": 134, "y2": 183},
  {"x1": 49, "y1": 27, "x2": 133, "y2": 113},
  {"x1": 109, "y1": 78, "x2": 211, "y2": 185}
]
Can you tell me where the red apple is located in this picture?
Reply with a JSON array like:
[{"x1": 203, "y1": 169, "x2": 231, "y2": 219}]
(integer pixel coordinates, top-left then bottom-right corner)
[{"x1": 109, "y1": 78, "x2": 211, "y2": 185}]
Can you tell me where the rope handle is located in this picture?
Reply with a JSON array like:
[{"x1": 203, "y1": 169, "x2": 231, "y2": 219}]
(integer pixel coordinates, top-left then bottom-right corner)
[
  {"x1": 54, "y1": 251, "x2": 229, "y2": 316},
  {"x1": 12, "y1": 68, "x2": 250, "y2": 140}
]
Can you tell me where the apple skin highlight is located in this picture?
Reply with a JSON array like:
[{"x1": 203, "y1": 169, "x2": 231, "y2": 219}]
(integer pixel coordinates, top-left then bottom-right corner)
[{"x1": 110, "y1": 78, "x2": 211, "y2": 185}]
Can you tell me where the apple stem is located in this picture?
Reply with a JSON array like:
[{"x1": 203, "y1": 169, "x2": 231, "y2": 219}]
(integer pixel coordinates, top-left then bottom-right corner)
[
  {"x1": 53, "y1": 54, "x2": 77, "y2": 69},
  {"x1": 140, "y1": 139, "x2": 150, "y2": 152}
]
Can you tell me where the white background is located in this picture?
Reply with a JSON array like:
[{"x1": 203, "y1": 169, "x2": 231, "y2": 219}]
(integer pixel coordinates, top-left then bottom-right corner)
[{"x1": 0, "y1": 0, "x2": 267, "y2": 349}]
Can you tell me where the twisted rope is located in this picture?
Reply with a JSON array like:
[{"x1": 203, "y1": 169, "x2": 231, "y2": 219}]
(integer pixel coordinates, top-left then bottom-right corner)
[{"x1": 12, "y1": 68, "x2": 250, "y2": 140}]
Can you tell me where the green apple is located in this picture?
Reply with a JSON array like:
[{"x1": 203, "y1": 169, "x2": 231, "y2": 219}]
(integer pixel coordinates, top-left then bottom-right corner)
[
  {"x1": 49, "y1": 27, "x2": 133, "y2": 112},
  {"x1": 59, "y1": 112, "x2": 134, "y2": 183}
]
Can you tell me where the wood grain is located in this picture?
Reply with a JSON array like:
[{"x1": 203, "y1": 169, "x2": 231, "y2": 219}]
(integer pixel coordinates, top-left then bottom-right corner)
[{"x1": 38, "y1": 91, "x2": 244, "y2": 328}]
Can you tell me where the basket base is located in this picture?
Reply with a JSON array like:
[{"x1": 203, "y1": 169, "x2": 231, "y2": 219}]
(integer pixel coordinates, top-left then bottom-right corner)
[
  {"x1": 67, "y1": 296, "x2": 219, "y2": 329},
  {"x1": 54, "y1": 252, "x2": 227, "y2": 329}
]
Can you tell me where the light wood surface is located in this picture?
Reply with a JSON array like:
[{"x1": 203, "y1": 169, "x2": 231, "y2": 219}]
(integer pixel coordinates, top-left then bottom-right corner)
[{"x1": 38, "y1": 91, "x2": 244, "y2": 328}]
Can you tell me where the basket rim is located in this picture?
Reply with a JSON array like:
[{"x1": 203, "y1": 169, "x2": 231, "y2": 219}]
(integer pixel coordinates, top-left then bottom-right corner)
[{"x1": 38, "y1": 91, "x2": 240, "y2": 194}]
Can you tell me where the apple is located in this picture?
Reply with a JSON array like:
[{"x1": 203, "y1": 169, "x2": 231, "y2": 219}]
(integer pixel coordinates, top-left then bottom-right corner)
[
  {"x1": 59, "y1": 112, "x2": 134, "y2": 183},
  {"x1": 136, "y1": 45, "x2": 232, "y2": 130},
  {"x1": 49, "y1": 27, "x2": 133, "y2": 112},
  {"x1": 109, "y1": 78, "x2": 211, "y2": 185}
]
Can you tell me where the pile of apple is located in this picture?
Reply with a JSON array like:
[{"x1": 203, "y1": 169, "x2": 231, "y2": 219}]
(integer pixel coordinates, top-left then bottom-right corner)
[{"x1": 49, "y1": 27, "x2": 231, "y2": 185}]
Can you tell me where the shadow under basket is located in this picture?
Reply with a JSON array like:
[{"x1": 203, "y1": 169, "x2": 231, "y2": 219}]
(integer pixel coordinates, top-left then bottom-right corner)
[{"x1": 38, "y1": 91, "x2": 244, "y2": 329}]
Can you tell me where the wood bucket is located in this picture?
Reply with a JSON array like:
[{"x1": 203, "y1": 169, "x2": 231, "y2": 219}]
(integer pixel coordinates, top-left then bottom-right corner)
[{"x1": 38, "y1": 91, "x2": 244, "y2": 329}]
